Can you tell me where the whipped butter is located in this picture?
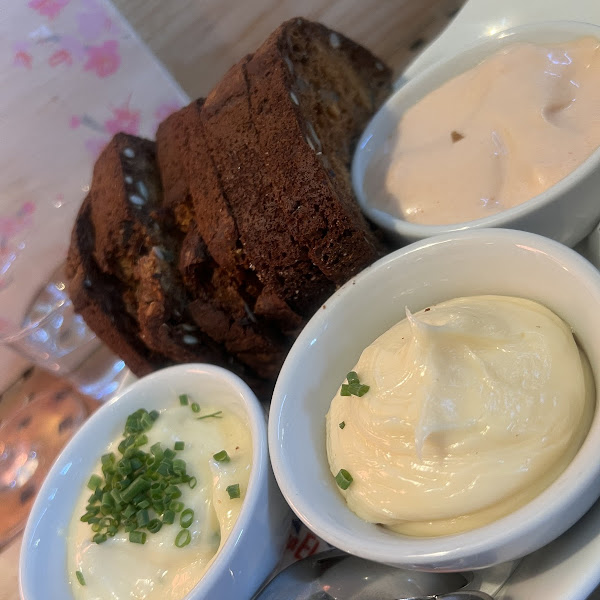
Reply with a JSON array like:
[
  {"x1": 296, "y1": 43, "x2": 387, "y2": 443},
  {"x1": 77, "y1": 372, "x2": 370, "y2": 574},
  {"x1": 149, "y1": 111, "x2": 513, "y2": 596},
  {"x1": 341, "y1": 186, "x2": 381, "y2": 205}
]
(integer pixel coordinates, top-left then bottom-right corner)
[
  {"x1": 68, "y1": 403, "x2": 252, "y2": 599},
  {"x1": 326, "y1": 296, "x2": 594, "y2": 536},
  {"x1": 367, "y1": 37, "x2": 600, "y2": 225}
]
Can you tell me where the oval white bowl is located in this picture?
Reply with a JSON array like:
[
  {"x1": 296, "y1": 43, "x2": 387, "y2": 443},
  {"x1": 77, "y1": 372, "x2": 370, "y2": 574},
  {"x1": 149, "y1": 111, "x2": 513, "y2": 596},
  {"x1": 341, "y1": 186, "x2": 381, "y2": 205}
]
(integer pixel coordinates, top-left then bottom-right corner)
[
  {"x1": 352, "y1": 21, "x2": 600, "y2": 247},
  {"x1": 269, "y1": 228, "x2": 600, "y2": 571},
  {"x1": 19, "y1": 364, "x2": 290, "y2": 600}
]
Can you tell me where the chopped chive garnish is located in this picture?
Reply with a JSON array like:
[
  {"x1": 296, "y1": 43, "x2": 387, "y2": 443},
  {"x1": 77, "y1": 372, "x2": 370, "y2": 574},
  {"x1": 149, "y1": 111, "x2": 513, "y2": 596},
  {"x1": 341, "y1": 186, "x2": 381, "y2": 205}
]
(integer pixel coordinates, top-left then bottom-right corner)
[
  {"x1": 191, "y1": 402, "x2": 200, "y2": 413},
  {"x1": 87, "y1": 474, "x2": 102, "y2": 490},
  {"x1": 213, "y1": 450, "x2": 230, "y2": 462},
  {"x1": 179, "y1": 394, "x2": 189, "y2": 406},
  {"x1": 180, "y1": 508, "x2": 194, "y2": 528},
  {"x1": 175, "y1": 528, "x2": 191, "y2": 548},
  {"x1": 136, "y1": 509, "x2": 150, "y2": 527},
  {"x1": 347, "y1": 371, "x2": 359, "y2": 384},
  {"x1": 339, "y1": 421, "x2": 346, "y2": 429},
  {"x1": 340, "y1": 372, "x2": 370, "y2": 397},
  {"x1": 147, "y1": 518, "x2": 162, "y2": 534},
  {"x1": 129, "y1": 530, "x2": 147, "y2": 544},
  {"x1": 79, "y1": 399, "x2": 203, "y2": 546},
  {"x1": 196, "y1": 411, "x2": 223, "y2": 420},
  {"x1": 226, "y1": 483, "x2": 240, "y2": 499},
  {"x1": 335, "y1": 469, "x2": 353, "y2": 490},
  {"x1": 75, "y1": 570, "x2": 86, "y2": 586}
]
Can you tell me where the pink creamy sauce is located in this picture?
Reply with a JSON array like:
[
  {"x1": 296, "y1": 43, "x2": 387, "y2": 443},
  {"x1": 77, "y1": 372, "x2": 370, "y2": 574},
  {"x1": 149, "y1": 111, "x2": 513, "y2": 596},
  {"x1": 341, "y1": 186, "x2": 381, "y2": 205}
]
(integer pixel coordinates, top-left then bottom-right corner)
[{"x1": 368, "y1": 37, "x2": 600, "y2": 225}]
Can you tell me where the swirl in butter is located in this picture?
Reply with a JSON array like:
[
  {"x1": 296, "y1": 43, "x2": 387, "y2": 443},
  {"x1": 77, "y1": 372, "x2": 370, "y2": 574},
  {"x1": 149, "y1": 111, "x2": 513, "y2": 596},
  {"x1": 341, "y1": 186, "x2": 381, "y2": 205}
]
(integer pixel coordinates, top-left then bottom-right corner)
[{"x1": 326, "y1": 296, "x2": 594, "y2": 536}]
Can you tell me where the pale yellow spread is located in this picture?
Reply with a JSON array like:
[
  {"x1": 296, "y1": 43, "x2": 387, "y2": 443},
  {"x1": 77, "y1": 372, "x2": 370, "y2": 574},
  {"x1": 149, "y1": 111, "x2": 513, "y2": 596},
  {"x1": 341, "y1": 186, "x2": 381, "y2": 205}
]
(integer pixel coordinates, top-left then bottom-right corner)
[
  {"x1": 326, "y1": 296, "x2": 594, "y2": 536},
  {"x1": 367, "y1": 37, "x2": 600, "y2": 225},
  {"x1": 68, "y1": 404, "x2": 252, "y2": 599}
]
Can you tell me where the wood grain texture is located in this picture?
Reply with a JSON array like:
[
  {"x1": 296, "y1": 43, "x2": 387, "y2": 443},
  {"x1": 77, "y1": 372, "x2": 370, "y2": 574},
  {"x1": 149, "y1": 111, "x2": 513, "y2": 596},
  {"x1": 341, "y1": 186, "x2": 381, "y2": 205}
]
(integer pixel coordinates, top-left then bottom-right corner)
[{"x1": 113, "y1": 0, "x2": 465, "y2": 98}]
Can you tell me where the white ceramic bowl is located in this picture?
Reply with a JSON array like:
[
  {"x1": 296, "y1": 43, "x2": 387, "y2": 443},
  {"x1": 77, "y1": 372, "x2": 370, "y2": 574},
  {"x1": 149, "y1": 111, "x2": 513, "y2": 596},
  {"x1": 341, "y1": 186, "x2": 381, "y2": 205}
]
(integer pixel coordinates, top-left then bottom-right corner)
[
  {"x1": 269, "y1": 228, "x2": 600, "y2": 571},
  {"x1": 20, "y1": 364, "x2": 290, "y2": 600},
  {"x1": 352, "y1": 21, "x2": 600, "y2": 247}
]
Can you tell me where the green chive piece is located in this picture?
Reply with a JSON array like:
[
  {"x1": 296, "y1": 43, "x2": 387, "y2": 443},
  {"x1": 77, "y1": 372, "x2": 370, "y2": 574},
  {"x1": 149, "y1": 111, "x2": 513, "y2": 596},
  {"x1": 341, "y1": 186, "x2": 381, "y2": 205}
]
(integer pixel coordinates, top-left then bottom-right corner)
[
  {"x1": 75, "y1": 570, "x2": 86, "y2": 586},
  {"x1": 92, "y1": 533, "x2": 107, "y2": 544},
  {"x1": 101, "y1": 453, "x2": 115, "y2": 468},
  {"x1": 150, "y1": 442, "x2": 163, "y2": 458},
  {"x1": 356, "y1": 384, "x2": 370, "y2": 397},
  {"x1": 180, "y1": 508, "x2": 194, "y2": 528},
  {"x1": 191, "y1": 402, "x2": 200, "y2": 413},
  {"x1": 226, "y1": 483, "x2": 240, "y2": 499},
  {"x1": 147, "y1": 518, "x2": 162, "y2": 534},
  {"x1": 213, "y1": 450, "x2": 230, "y2": 463},
  {"x1": 196, "y1": 411, "x2": 223, "y2": 420},
  {"x1": 149, "y1": 410, "x2": 160, "y2": 421},
  {"x1": 169, "y1": 500, "x2": 184, "y2": 512},
  {"x1": 175, "y1": 528, "x2": 191, "y2": 548},
  {"x1": 188, "y1": 477, "x2": 197, "y2": 489},
  {"x1": 340, "y1": 372, "x2": 370, "y2": 397},
  {"x1": 339, "y1": 421, "x2": 346, "y2": 429},
  {"x1": 347, "y1": 371, "x2": 359, "y2": 384},
  {"x1": 136, "y1": 509, "x2": 150, "y2": 527},
  {"x1": 134, "y1": 434, "x2": 148, "y2": 447},
  {"x1": 121, "y1": 475, "x2": 151, "y2": 502},
  {"x1": 174, "y1": 441, "x2": 185, "y2": 451},
  {"x1": 341, "y1": 382, "x2": 370, "y2": 397},
  {"x1": 129, "y1": 530, "x2": 147, "y2": 544},
  {"x1": 162, "y1": 510, "x2": 175, "y2": 525},
  {"x1": 172, "y1": 458, "x2": 186, "y2": 473},
  {"x1": 179, "y1": 394, "x2": 189, "y2": 406},
  {"x1": 335, "y1": 469, "x2": 353, "y2": 490},
  {"x1": 87, "y1": 474, "x2": 102, "y2": 490}
]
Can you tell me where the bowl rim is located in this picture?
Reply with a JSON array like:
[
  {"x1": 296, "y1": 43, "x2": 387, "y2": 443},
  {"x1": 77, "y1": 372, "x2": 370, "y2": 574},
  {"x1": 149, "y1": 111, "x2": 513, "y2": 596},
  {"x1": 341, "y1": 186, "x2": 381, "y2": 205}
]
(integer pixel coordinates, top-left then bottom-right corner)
[
  {"x1": 268, "y1": 228, "x2": 600, "y2": 569},
  {"x1": 19, "y1": 363, "x2": 269, "y2": 599},
  {"x1": 352, "y1": 20, "x2": 600, "y2": 238}
]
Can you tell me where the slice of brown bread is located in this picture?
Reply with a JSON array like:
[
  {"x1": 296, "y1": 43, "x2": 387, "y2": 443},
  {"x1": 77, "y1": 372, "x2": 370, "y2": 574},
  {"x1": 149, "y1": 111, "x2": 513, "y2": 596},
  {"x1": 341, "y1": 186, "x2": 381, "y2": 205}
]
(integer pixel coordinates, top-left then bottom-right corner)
[
  {"x1": 77, "y1": 133, "x2": 260, "y2": 376},
  {"x1": 158, "y1": 98, "x2": 305, "y2": 335},
  {"x1": 157, "y1": 101, "x2": 303, "y2": 341},
  {"x1": 201, "y1": 56, "x2": 335, "y2": 317},
  {"x1": 246, "y1": 17, "x2": 392, "y2": 284},
  {"x1": 156, "y1": 115, "x2": 294, "y2": 377},
  {"x1": 178, "y1": 222, "x2": 291, "y2": 379},
  {"x1": 66, "y1": 196, "x2": 170, "y2": 377}
]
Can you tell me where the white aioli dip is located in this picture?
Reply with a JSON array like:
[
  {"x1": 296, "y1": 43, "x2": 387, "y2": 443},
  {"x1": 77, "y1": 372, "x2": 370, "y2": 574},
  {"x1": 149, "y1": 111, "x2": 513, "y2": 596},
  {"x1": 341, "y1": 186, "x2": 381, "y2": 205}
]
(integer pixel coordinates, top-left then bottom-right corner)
[
  {"x1": 326, "y1": 296, "x2": 594, "y2": 536},
  {"x1": 68, "y1": 404, "x2": 252, "y2": 599},
  {"x1": 367, "y1": 37, "x2": 600, "y2": 225}
]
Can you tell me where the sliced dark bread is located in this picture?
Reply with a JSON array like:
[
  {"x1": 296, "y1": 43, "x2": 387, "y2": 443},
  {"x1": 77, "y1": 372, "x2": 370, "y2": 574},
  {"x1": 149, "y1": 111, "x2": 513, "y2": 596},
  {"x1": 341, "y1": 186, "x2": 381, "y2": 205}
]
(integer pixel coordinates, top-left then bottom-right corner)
[
  {"x1": 66, "y1": 196, "x2": 170, "y2": 377},
  {"x1": 156, "y1": 115, "x2": 294, "y2": 376},
  {"x1": 157, "y1": 101, "x2": 303, "y2": 336},
  {"x1": 79, "y1": 133, "x2": 247, "y2": 371},
  {"x1": 178, "y1": 222, "x2": 291, "y2": 379},
  {"x1": 201, "y1": 56, "x2": 335, "y2": 317},
  {"x1": 157, "y1": 98, "x2": 305, "y2": 334},
  {"x1": 246, "y1": 17, "x2": 392, "y2": 283}
]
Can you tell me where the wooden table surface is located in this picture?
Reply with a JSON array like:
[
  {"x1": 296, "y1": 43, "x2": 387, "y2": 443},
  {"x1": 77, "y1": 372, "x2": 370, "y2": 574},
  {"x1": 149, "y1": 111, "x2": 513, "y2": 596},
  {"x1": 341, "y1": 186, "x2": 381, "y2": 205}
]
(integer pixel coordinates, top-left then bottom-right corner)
[{"x1": 113, "y1": 0, "x2": 465, "y2": 100}]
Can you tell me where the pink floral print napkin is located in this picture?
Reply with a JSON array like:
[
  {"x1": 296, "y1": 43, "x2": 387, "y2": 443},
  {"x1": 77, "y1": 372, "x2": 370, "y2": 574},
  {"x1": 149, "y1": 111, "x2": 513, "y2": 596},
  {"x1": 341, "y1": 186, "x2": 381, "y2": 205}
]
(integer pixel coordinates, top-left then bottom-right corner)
[{"x1": 0, "y1": 0, "x2": 188, "y2": 390}]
